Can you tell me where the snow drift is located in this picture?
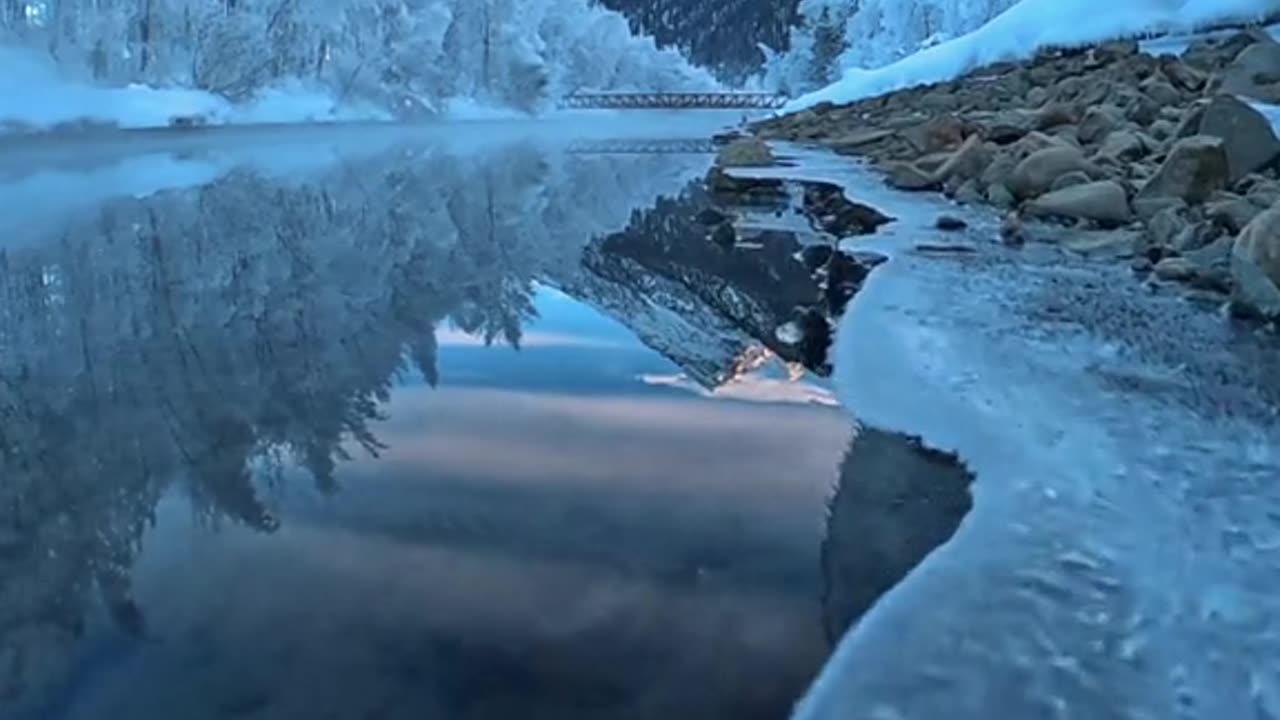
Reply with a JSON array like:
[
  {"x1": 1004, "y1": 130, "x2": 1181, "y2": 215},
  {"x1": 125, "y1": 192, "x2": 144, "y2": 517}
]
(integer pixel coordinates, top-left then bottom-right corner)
[{"x1": 786, "y1": 0, "x2": 1280, "y2": 111}]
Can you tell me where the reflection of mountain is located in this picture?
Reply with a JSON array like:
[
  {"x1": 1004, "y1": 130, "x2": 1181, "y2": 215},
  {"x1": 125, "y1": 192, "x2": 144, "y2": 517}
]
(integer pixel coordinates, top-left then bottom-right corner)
[
  {"x1": 563, "y1": 183, "x2": 829, "y2": 387},
  {"x1": 819, "y1": 428, "x2": 973, "y2": 645}
]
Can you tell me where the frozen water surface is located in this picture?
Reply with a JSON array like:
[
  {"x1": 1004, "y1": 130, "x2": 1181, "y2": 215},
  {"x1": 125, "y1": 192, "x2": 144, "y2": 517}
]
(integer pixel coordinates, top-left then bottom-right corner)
[{"x1": 757, "y1": 149, "x2": 1280, "y2": 720}]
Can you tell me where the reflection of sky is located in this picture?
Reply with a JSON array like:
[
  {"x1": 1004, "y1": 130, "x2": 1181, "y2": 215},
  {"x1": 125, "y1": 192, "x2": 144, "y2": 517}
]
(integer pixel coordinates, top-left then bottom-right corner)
[{"x1": 45, "y1": 286, "x2": 850, "y2": 720}]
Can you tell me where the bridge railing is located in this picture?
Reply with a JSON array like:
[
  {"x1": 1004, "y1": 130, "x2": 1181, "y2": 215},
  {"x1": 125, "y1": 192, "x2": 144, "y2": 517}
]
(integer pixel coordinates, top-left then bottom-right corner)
[{"x1": 558, "y1": 92, "x2": 789, "y2": 111}]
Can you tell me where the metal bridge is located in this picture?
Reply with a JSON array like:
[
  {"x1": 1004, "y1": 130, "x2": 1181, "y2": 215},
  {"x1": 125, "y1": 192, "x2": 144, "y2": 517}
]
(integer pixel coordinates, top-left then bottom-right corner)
[
  {"x1": 566, "y1": 138, "x2": 720, "y2": 155},
  {"x1": 558, "y1": 92, "x2": 789, "y2": 111}
]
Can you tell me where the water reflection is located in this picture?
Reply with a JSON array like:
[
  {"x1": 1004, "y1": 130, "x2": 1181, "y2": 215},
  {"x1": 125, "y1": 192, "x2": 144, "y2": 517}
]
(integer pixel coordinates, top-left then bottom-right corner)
[{"x1": 0, "y1": 135, "x2": 850, "y2": 719}]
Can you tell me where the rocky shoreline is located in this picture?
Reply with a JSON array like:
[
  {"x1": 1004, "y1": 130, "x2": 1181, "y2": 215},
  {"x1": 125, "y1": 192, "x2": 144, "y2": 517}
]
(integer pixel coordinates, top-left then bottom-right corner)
[{"x1": 742, "y1": 27, "x2": 1280, "y2": 322}]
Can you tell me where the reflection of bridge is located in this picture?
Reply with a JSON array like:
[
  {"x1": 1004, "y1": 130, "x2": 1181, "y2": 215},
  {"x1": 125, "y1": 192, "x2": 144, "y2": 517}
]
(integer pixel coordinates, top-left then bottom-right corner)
[
  {"x1": 559, "y1": 92, "x2": 789, "y2": 111},
  {"x1": 567, "y1": 138, "x2": 720, "y2": 155}
]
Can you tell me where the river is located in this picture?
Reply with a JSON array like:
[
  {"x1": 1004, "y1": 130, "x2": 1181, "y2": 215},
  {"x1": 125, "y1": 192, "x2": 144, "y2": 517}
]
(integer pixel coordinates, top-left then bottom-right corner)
[{"x1": 0, "y1": 116, "x2": 894, "y2": 720}]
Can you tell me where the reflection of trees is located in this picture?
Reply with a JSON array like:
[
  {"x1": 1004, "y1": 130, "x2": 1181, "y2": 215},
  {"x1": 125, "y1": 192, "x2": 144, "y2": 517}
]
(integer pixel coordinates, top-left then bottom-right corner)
[
  {"x1": 0, "y1": 144, "x2": 593, "y2": 711},
  {"x1": 819, "y1": 427, "x2": 974, "y2": 645}
]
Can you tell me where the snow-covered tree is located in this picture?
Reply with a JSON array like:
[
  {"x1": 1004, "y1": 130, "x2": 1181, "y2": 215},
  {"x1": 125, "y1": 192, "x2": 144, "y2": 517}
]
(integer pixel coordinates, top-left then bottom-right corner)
[
  {"x1": 0, "y1": 0, "x2": 716, "y2": 115},
  {"x1": 764, "y1": 0, "x2": 1021, "y2": 94}
]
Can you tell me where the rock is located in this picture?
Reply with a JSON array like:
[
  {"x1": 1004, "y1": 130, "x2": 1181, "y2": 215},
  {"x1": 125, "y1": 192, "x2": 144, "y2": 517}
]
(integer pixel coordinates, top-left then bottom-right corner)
[
  {"x1": 716, "y1": 137, "x2": 775, "y2": 167},
  {"x1": 1172, "y1": 220, "x2": 1223, "y2": 254},
  {"x1": 1146, "y1": 204, "x2": 1190, "y2": 252},
  {"x1": 904, "y1": 114, "x2": 976, "y2": 153},
  {"x1": 987, "y1": 183, "x2": 1017, "y2": 209},
  {"x1": 884, "y1": 161, "x2": 939, "y2": 191},
  {"x1": 1134, "y1": 196, "x2": 1188, "y2": 222},
  {"x1": 934, "y1": 135, "x2": 993, "y2": 183},
  {"x1": 1125, "y1": 92, "x2": 1161, "y2": 126},
  {"x1": 1206, "y1": 196, "x2": 1263, "y2": 235},
  {"x1": 1135, "y1": 135, "x2": 1229, "y2": 205},
  {"x1": 1009, "y1": 145, "x2": 1097, "y2": 199},
  {"x1": 1154, "y1": 257, "x2": 1197, "y2": 281},
  {"x1": 710, "y1": 221, "x2": 737, "y2": 248},
  {"x1": 1218, "y1": 40, "x2": 1280, "y2": 104},
  {"x1": 1184, "y1": 30, "x2": 1260, "y2": 71},
  {"x1": 799, "y1": 244, "x2": 835, "y2": 272},
  {"x1": 1001, "y1": 212, "x2": 1027, "y2": 246},
  {"x1": 1060, "y1": 229, "x2": 1141, "y2": 258},
  {"x1": 1027, "y1": 180, "x2": 1133, "y2": 226},
  {"x1": 1050, "y1": 170, "x2": 1092, "y2": 192},
  {"x1": 1079, "y1": 105, "x2": 1124, "y2": 144},
  {"x1": 1172, "y1": 101, "x2": 1209, "y2": 141},
  {"x1": 1095, "y1": 130, "x2": 1149, "y2": 162},
  {"x1": 706, "y1": 167, "x2": 787, "y2": 203},
  {"x1": 1034, "y1": 102, "x2": 1078, "y2": 131},
  {"x1": 936, "y1": 214, "x2": 969, "y2": 231},
  {"x1": 1248, "y1": 180, "x2": 1280, "y2": 208},
  {"x1": 954, "y1": 179, "x2": 984, "y2": 205},
  {"x1": 1231, "y1": 204, "x2": 1280, "y2": 318},
  {"x1": 1050, "y1": 125, "x2": 1081, "y2": 148},
  {"x1": 1149, "y1": 119, "x2": 1177, "y2": 143},
  {"x1": 1159, "y1": 56, "x2": 1208, "y2": 92},
  {"x1": 1197, "y1": 94, "x2": 1280, "y2": 183},
  {"x1": 826, "y1": 128, "x2": 896, "y2": 152},
  {"x1": 1140, "y1": 77, "x2": 1183, "y2": 106},
  {"x1": 985, "y1": 110, "x2": 1034, "y2": 143},
  {"x1": 695, "y1": 208, "x2": 731, "y2": 226},
  {"x1": 804, "y1": 182, "x2": 896, "y2": 236},
  {"x1": 1027, "y1": 87, "x2": 1049, "y2": 107}
]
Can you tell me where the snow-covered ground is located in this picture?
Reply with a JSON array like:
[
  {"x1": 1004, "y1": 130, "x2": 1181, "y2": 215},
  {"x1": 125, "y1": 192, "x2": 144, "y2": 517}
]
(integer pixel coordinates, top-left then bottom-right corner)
[
  {"x1": 733, "y1": 147, "x2": 1280, "y2": 719},
  {"x1": 0, "y1": 46, "x2": 390, "y2": 132},
  {"x1": 787, "y1": 0, "x2": 1280, "y2": 111}
]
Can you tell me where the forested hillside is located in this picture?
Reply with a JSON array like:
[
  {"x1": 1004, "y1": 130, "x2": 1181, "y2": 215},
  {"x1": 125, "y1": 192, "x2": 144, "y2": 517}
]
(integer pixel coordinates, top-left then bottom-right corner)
[
  {"x1": 0, "y1": 0, "x2": 714, "y2": 115},
  {"x1": 595, "y1": 0, "x2": 802, "y2": 79}
]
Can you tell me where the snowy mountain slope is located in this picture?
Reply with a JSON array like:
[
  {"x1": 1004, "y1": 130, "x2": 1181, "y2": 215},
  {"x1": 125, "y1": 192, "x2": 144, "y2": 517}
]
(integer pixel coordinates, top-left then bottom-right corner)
[{"x1": 784, "y1": 0, "x2": 1280, "y2": 108}]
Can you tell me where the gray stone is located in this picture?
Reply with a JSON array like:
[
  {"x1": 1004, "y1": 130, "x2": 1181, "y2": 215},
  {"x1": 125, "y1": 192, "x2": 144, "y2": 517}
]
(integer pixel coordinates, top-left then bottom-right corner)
[
  {"x1": 1147, "y1": 204, "x2": 1191, "y2": 250},
  {"x1": 1197, "y1": 94, "x2": 1280, "y2": 183},
  {"x1": 716, "y1": 137, "x2": 775, "y2": 167},
  {"x1": 934, "y1": 135, "x2": 994, "y2": 183},
  {"x1": 1218, "y1": 41, "x2": 1280, "y2": 104},
  {"x1": 1050, "y1": 170, "x2": 1092, "y2": 192},
  {"x1": 1095, "y1": 130, "x2": 1149, "y2": 162},
  {"x1": 1009, "y1": 145, "x2": 1096, "y2": 199},
  {"x1": 1231, "y1": 204, "x2": 1280, "y2": 318},
  {"x1": 987, "y1": 183, "x2": 1017, "y2": 209},
  {"x1": 1079, "y1": 105, "x2": 1124, "y2": 144},
  {"x1": 884, "y1": 161, "x2": 939, "y2": 191},
  {"x1": 1206, "y1": 196, "x2": 1263, "y2": 235},
  {"x1": 1135, "y1": 135, "x2": 1230, "y2": 205},
  {"x1": 1154, "y1": 257, "x2": 1197, "y2": 281},
  {"x1": 1140, "y1": 77, "x2": 1183, "y2": 106},
  {"x1": 1027, "y1": 180, "x2": 1133, "y2": 226}
]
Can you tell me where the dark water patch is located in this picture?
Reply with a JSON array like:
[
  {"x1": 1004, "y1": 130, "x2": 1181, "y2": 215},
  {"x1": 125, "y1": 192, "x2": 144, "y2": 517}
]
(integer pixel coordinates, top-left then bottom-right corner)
[{"x1": 820, "y1": 428, "x2": 975, "y2": 644}]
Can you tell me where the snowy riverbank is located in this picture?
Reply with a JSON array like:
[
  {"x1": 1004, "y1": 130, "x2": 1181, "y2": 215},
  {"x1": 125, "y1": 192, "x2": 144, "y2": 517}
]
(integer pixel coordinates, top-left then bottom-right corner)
[{"x1": 707, "y1": 136, "x2": 1280, "y2": 718}]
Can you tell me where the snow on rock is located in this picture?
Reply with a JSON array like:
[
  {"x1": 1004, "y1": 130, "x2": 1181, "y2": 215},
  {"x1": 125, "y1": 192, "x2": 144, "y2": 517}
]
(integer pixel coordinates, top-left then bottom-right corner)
[
  {"x1": 776, "y1": 154, "x2": 1280, "y2": 719},
  {"x1": 786, "y1": 0, "x2": 1280, "y2": 111}
]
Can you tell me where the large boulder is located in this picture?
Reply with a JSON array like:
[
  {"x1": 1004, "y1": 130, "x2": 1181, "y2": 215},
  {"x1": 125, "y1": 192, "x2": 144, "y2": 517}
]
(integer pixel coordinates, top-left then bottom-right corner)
[
  {"x1": 1197, "y1": 94, "x2": 1280, "y2": 182},
  {"x1": 716, "y1": 137, "x2": 775, "y2": 167},
  {"x1": 1008, "y1": 145, "x2": 1097, "y2": 199},
  {"x1": 1217, "y1": 39, "x2": 1280, "y2": 104},
  {"x1": 1027, "y1": 180, "x2": 1133, "y2": 226},
  {"x1": 1231, "y1": 203, "x2": 1280, "y2": 318},
  {"x1": 1079, "y1": 105, "x2": 1124, "y2": 144},
  {"x1": 933, "y1": 135, "x2": 993, "y2": 183},
  {"x1": 1135, "y1": 135, "x2": 1229, "y2": 206}
]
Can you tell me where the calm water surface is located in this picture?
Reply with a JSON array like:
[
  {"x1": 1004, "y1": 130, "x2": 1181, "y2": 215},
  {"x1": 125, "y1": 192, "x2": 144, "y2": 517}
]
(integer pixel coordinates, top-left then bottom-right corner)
[{"x1": 0, "y1": 124, "x2": 853, "y2": 720}]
